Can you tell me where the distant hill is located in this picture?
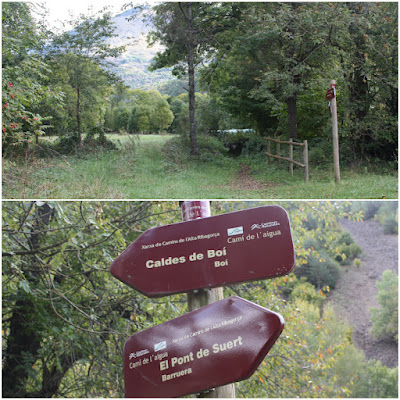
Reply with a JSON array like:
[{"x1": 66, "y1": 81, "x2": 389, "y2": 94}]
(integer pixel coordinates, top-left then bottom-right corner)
[{"x1": 107, "y1": 8, "x2": 181, "y2": 92}]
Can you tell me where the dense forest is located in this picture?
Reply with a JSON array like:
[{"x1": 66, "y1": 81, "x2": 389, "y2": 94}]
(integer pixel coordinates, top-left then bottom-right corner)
[
  {"x1": 2, "y1": 201, "x2": 398, "y2": 397},
  {"x1": 2, "y1": 2, "x2": 398, "y2": 165}
]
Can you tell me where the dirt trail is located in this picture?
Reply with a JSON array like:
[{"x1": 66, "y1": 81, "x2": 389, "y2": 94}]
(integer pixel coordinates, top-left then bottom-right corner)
[{"x1": 328, "y1": 219, "x2": 398, "y2": 368}]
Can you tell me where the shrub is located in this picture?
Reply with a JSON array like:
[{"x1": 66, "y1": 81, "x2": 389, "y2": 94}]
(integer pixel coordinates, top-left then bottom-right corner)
[
  {"x1": 333, "y1": 231, "x2": 362, "y2": 265},
  {"x1": 334, "y1": 231, "x2": 354, "y2": 246},
  {"x1": 196, "y1": 135, "x2": 229, "y2": 159},
  {"x1": 351, "y1": 361, "x2": 398, "y2": 398},
  {"x1": 302, "y1": 213, "x2": 320, "y2": 231},
  {"x1": 307, "y1": 137, "x2": 335, "y2": 166},
  {"x1": 241, "y1": 134, "x2": 267, "y2": 156},
  {"x1": 289, "y1": 280, "x2": 325, "y2": 308},
  {"x1": 383, "y1": 216, "x2": 398, "y2": 235},
  {"x1": 54, "y1": 133, "x2": 81, "y2": 155},
  {"x1": 303, "y1": 235, "x2": 321, "y2": 250},
  {"x1": 296, "y1": 250, "x2": 340, "y2": 290},
  {"x1": 218, "y1": 130, "x2": 250, "y2": 156},
  {"x1": 163, "y1": 135, "x2": 230, "y2": 171},
  {"x1": 370, "y1": 270, "x2": 398, "y2": 342},
  {"x1": 351, "y1": 201, "x2": 382, "y2": 219},
  {"x1": 53, "y1": 133, "x2": 117, "y2": 155},
  {"x1": 354, "y1": 258, "x2": 362, "y2": 268}
]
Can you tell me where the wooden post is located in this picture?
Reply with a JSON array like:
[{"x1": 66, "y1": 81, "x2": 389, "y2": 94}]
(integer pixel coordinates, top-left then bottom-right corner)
[
  {"x1": 303, "y1": 140, "x2": 309, "y2": 183},
  {"x1": 289, "y1": 138, "x2": 293, "y2": 176},
  {"x1": 276, "y1": 136, "x2": 281, "y2": 168},
  {"x1": 180, "y1": 201, "x2": 236, "y2": 399},
  {"x1": 267, "y1": 138, "x2": 271, "y2": 166},
  {"x1": 330, "y1": 80, "x2": 340, "y2": 183}
]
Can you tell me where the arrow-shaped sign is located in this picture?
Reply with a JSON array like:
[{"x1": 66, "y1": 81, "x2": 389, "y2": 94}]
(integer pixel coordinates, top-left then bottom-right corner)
[
  {"x1": 110, "y1": 206, "x2": 295, "y2": 297},
  {"x1": 123, "y1": 296, "x2": 284, "y2": 398}
]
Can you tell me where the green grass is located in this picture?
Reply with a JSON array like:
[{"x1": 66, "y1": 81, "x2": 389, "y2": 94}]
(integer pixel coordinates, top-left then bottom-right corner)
[{"x1": 2, "y1": 134, "x2": 397, "y2": 199}]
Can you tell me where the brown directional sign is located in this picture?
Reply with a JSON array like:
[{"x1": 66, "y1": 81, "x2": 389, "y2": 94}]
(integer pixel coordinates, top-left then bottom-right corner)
[
  {"x1": 110, "y1": 205, "x2": 295, "y2": 297},
  {"x1": 326, "y1": 87, "x2": 335, "y2": 100},
  {"x1": 123, "y1": 296, "x2": 284, "y2": 398}
]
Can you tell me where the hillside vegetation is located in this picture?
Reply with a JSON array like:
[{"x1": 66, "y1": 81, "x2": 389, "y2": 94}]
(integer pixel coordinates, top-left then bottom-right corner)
[
  {"x1": 2, "y1": 201, "x2": 398, "y2": 397},
  {"x1": 3, "y1": 2, "x2": 397, "y2": 173}
]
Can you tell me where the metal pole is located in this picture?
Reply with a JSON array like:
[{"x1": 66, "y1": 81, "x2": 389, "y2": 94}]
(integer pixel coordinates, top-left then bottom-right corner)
[
  {"x1": 330, "y1": 80, "x2": 340, "y2": 183},
  {"x1": 180, "y1": 201, "x2": 236, "y2": 398}
]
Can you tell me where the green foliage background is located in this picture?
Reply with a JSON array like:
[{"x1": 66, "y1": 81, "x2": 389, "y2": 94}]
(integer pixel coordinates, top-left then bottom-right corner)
[
  {"x1": 2, "y1": 201, "x2": 398, "y2": 397},
  {"x1": 2, "y1": 2, "x2": 398, "y2": 166}
]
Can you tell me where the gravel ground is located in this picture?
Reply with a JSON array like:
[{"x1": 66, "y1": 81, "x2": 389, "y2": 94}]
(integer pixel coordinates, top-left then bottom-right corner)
[{"x1": 328, "y1": 218, "x2": 398, "y2": 368}]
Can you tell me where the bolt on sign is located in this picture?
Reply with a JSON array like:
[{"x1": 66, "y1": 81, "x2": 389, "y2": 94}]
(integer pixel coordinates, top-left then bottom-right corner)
[
  {"x1": 123, "y1": 296, "x2": 284, "y2": 398},
  {"x1": 110, "y1": 205, "x2": 295, "y2": 297}
]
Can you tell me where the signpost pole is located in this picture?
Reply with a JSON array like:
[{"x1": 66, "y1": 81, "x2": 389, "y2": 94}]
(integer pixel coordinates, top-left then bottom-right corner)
[
  {"x1": 330, "y1": 79, "x2": 340, "y2": 184},
  {"x1": 180, "y1": 201, "x2": 236, "y2": 399}
]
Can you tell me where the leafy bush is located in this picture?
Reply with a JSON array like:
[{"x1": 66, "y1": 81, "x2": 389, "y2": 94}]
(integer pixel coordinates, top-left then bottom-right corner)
[
  {"x1": 351, "y1": 201, "x2": 382, "y2": 219},
  {"x1": 196, "y1": 135, "x2": 230, "y2": 160},
  {"x1": 163, "y1": 135, "x2": 230, "y2": 171},
  {"x1": 334, "y1": 231, "x2": 354, "y2": 246},
  {"x1": 83, "y1": 133, "x2": 117, "y2": 151},
  {"x1": 54, "y1": 133, "x2": 117, "y2": 155},
  {"x1": 333, "y1": 231, "x2": 362, "y2": 265},
  {"x1": 308, "y1": 137, "x2": 335, "y2": 166},
  {"x1": 354, "y1": 258, "x2": 362, "y2": 268},
  {"x1": 241, "y1": 134, "x2": 267, "y2": 156},
  {"x1": 303, "y1": 235, "x2": 321, "y2": 250},
  {"x1": 351, "y1": 360, "x2": 398, "y2": 398},
  {"x1": 218, "y1": 130, "x2": 250, "y2": 156},
  {"x1": 302, "y1": 213, "x2": 320, "y2": 231},
  {"x1": 289, "y1": 279, "x2": 325, "y2": 308},
  {"x1": 296, "y1": 250, "x2": 341, "y2": 290},
  {"x1": 370, "y1": 270, "x2": 398, "y2": 342},
  {"x1": 53, "y1": 133, "x2": 81, "y2": 154},
  {"x1": 383, "y1": 216, "x2": 398, "y2": 235}
]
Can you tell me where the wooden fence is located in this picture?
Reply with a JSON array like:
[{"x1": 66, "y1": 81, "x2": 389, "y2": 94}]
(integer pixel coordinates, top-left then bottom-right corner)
[{"x1": 265, "y1": 136, "x2": 309, "y2": 183}]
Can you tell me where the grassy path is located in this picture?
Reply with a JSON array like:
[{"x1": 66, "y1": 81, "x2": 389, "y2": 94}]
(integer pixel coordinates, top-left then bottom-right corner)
[{"x1": 2, "y1": 134, "x2": 398, "y2": 199}]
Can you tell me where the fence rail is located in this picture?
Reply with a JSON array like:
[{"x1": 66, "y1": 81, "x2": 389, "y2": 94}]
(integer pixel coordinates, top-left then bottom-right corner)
[{"x1": 265, "y1": 136, "x2": 309, "y2": 183}]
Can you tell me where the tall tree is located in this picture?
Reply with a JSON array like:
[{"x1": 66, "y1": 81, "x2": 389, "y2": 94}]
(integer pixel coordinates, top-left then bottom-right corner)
[
  {"x1": 344, "y1": 2, "x2": 398, "y2": 160},
  {"x1": 203, "y1": 3, "x2": 351, "y2": 139},
  {"x1": 2, "y1": 2, "x2": 64, "y2": 152},
  {"x1": 50, "y1": 9, "x2": 125, "y2": 146},
  {"x1": 149, "y1": 2, "x2": 241, "y2": 155}
]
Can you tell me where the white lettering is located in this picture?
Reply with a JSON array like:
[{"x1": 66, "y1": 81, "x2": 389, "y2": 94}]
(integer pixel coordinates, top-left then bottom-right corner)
[
  {"x1": 162, "y1": 368, "x2": 192, "y2": 382},
  {"x1": 227, "y1": 235, "x2": 244, "y2": 243},
  {"x1": 146, "y1": 256, "x2": 186, "y2": 269},
  {"x1": 159, "y1": 360, "x2": 169, "y2": 371},
  {"x1": 129, "y1": 360, "x2": 142, "y2": 369},
  {"x1": 212, "y1": 336, "x2": 243, "y2": 354},
  {"x1": 207, "y1": 247, "x2": 227, "y2": 258},
  {"x1": 214, "y1": 259, "x2": 228, "y2": 268},
  {"x1": 171, "y1": 352, "x2": 194, "y2": 368}
]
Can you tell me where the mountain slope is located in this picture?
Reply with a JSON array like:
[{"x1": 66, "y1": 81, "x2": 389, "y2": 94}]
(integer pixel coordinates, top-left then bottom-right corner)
[
  {"x1": 328, "y1": 219, "x2": 398, "y2": 368},
  {"x1": 107, "y1": 8, "x2": 177, "y2": 90}
]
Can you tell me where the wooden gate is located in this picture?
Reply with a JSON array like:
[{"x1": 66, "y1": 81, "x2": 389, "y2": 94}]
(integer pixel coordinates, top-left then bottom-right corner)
[{"x1": 265, "y1": 136, "x2": 309, "y2": 183}]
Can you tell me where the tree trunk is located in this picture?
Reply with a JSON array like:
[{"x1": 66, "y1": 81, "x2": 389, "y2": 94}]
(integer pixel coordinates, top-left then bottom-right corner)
[
  {"x1": 2, "y1": 203, "x2": 59, "y2": 398},
  {"x1": 2, "y1": 297, "x2": 42, "y2": 397},
  {"x1": 287, "y1": 94, "x2": 298, "y2": 140},
  {"x1": 186, "y1": 3, "x2": 199, "y2": 156},
  {"x1": 77, "y1": 85, "x2": 82, "y2": 147}
]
